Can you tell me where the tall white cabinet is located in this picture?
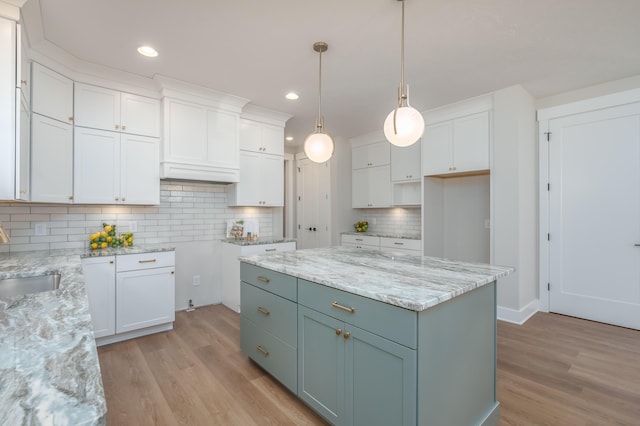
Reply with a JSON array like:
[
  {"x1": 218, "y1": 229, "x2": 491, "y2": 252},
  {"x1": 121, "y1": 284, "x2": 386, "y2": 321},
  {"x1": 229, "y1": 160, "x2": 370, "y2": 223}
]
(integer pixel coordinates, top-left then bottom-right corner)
[
  {"x1": 30, "y1": 63, "x2": 74, "y2": 203},
  {"x1": 73, "y1": 82, "x2": 160, "y2": 204},
  {"x1": 228, "y1": 105, "x2": 291, "y2": 207}
]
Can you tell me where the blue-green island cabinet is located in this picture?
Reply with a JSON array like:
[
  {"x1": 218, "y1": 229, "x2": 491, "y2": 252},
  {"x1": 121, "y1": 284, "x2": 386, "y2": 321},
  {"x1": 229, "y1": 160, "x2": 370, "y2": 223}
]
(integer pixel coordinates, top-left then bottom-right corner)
[{"x1": 240, "y1": 262, "x2": 499, "y2": 426}]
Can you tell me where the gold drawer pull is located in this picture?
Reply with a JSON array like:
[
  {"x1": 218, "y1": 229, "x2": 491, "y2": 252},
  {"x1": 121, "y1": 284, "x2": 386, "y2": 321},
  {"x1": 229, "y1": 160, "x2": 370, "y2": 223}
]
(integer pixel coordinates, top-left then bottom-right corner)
[
  {"x1": 343, "y1": 331, "x2": 351, "y2": 340},
  {"x1": 332, "y1": 301, "x2": 355, "y2": 314},
  {"x1": 335, "y1": 328, "x2": 342, "y2": 336},
  {"x1": 257, "y1": 276, "x2": 271, "y2": 283},
  {"x1": 256, "y1": 345, "x2": 269, "y2": 356},
  {"x1": 355, "y1": 238, "x2": 363, "y2": 241},
  {"x1": 265, "y1": 248, "x2": 277, "y2": 252},
  {"x1": 394, "y1": 242, "x2": 404, "y2": 245},
  {"x1": 138, "y1": 259, "x2": 157, "y2": 264},
  {"x1": 257, "y1": 307, "x2": 270, "y2": 316}
]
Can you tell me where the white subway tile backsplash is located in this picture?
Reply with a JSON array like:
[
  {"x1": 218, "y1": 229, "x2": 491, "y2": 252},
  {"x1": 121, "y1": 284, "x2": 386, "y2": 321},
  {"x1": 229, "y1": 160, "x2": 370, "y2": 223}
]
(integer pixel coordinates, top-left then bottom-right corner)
[{"x1": 1, "y1": 182, "x2": 276, "y2": 252}]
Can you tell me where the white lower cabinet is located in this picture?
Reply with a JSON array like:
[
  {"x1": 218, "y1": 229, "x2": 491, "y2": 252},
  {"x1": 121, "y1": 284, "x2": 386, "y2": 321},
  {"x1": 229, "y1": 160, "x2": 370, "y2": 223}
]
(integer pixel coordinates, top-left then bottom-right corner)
[
  {"x1": 82, "y1": 250, "x2": 175, "y2": 346},
  {"x1": 82, "y1": 256, "x2": 116, "y2": 339},
  {"x1": 222, "y1": 241, "x2": 296, "y2": 313}
]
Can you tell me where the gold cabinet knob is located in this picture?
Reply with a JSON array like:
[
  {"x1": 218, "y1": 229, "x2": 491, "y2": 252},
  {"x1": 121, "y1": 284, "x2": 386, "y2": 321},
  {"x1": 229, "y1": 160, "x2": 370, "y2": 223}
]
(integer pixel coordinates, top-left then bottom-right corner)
[
  {"x1": 115, "y1": 197, "x2": 119, "y2": 201},
  {"x1": 68, "y1": 116, "x2": 74, "y2": 122},
  {"x1": 68, "y1": 195, "x2": 74, "y2": 201},
  {"x1": 121, "y1": 198, "x2": 126, "y2": 202},
  {"x1": 122, "y1": 125, "x2": 126, "y2": 130},
  {"x1": 115, "y1": 124, "x2": 120, "y2": 129},
  {"x1": 335, "y1": 328, "x2": 342, "y2": 336},
  {"x1": 343, "y1": 331, "x2": 351, "y2": 340},
  {"x1": 21, "y1": 79, "x2": 27, "y2": 85}
]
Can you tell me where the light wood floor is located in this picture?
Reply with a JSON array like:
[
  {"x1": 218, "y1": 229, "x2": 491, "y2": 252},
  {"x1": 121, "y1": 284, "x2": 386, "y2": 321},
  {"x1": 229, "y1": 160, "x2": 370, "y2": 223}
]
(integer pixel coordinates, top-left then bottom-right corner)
[{"x1": 98, "y1": 305, "x2": 640, "y2": 425}]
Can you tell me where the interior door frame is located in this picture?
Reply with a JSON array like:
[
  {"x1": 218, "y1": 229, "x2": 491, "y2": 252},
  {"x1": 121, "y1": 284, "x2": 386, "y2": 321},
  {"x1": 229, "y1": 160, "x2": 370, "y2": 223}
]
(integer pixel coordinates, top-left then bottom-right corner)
[{"x1": 537, "y1": 88, "x2": 640, "y2": 312}]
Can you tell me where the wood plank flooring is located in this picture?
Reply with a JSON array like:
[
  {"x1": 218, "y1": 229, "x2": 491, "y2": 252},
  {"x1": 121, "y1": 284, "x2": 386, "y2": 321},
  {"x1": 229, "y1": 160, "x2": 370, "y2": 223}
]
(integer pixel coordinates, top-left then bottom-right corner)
[{"x1": 98, "y1": 305, "x2": 640, "y2": 425}]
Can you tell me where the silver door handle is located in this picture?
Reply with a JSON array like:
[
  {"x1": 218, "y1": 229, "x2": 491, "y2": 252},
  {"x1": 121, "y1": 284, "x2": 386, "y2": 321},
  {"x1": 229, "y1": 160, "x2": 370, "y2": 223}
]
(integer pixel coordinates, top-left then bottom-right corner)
[{"x1": 635, "y1": 244, "x2": 640, "y2": 247}]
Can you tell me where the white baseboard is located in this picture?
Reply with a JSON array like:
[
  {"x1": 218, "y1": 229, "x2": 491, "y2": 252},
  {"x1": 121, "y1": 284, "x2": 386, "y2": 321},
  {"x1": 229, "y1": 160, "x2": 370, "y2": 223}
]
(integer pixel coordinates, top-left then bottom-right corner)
[{"x1": 497, "y1": 299, "x2": 539, "y2": 325}]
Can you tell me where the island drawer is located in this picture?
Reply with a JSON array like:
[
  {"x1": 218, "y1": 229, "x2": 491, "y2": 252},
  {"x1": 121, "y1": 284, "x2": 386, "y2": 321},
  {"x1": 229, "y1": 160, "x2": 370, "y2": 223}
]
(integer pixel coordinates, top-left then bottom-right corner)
[
  {"x1": 241, "y1": 282, "x2": 297, "y2": 346},
  {"x1": 240, "y1": 316, "x2": 297, "y2": 393},
  {"x1": 379, "y1": 237, "x2": 421, "y2": 252},
  {"x1": 298, "y1": 279, "x2": 417, "y2": 349},
  {"x1": 341, "y1": 234, "x2": 380, "y2": 247},
  {"x1": 241, "y1": 263, "x2": 297, "y2": 302},
  {"x1": 116, "y1": 251, "x2": 175, "y2": 272}
]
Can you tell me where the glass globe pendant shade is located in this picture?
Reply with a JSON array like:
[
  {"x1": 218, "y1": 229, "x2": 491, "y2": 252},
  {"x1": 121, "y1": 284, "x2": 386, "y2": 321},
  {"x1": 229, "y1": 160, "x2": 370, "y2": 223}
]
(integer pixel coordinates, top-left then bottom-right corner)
[
  {"x1": 304, "y1": 131, "x2": 334, "y2": 163},
  {"x1": 384, "y1": 105, "x2": 425, "y2": 147}
]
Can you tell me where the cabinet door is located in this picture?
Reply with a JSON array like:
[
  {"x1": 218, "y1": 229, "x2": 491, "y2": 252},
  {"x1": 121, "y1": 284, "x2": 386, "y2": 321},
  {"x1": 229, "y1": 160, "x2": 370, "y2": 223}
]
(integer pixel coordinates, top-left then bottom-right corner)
[
  {"x1": 261, "y1": 123, "x2": 285, "y2": 155},
  {"x1": 352, "y1": 141, "x2": 390, "y2": 170},
  {"x1": 239, "y1": 118, "x2": 261, "y2": 152},
  {"x1": 207, "y1": 108, "x2": 239, "y2": 168},
  {"x1": 82, "y1": 256, "x2": 116, "y2": 338},
  {"x1": 422, "y1": 121, "x2": 453, "y2": 175},
  {"x1": 121, "y1": 93, "x2": 160, "y2": 137},
  {"x1": 369, "y1": 165, "x2": 392, "y2": 208},
  {"x1": 453, "y1": 111, "x2": 490, "y2": 173},
  {"x1": 116, "y1": 266, "x2": 175, "y2": 333},
  {"x1": 120, "y1": 134, "x2": 159, "y2": 205},
  {"x1": 262, "y1": 153, "x2": 284, "y2": 206},
  {"x1": 345, "y1": 324, "x2": 417, "y2": 426},
  {"x1": 74, "y1": 127, "x2": 120, "y2": 204},
  {"x1": 31, "y1": 113, "x2": 73, "y2": 203},
  {"x1": 163, "y1": 99, "x2": 207, "y2": 162},
  {"x1": 31, "y1": 63, "x2": 73, "y2": 125},
  {"x1": 231, "y1": 150, "x2": 262, "y2": 205},
  {"x1": 391, "y1": 142, "x2": 421, "y2": 182},
  {"x1": 74, "y1": 83, "x2": 121, "y2": 132},
  {"x1": 15, "y1": 96, "x2": 29, "y2": 200},
  {"x1": 351, "y1": 168, "x2": 369, "y2": 208},
  {"x1": 298, "y1": 306, "x2": 345, "y2": 425}
]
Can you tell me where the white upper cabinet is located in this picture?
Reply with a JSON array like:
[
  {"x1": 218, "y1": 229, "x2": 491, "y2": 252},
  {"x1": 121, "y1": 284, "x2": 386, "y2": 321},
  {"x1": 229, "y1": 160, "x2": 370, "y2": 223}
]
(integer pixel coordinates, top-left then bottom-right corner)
[
  {"x1": 422, "y1": 98, "x2": 491, "y2": 176},
  {"x1": 391, "y1": 142, "x2": 421, "y2": 182},
  {"x1": 30, "y1": 113, "x2": 73, "y2": 203},
  {"x1": 74, "y1": 83, "x2": 160, "y2": 137},
  {"x1": 74, "y1": 127, "x2": 159, "y2": 205},
  {"x1": 31, "y1": 63, "x2": 74, "y2": 125},
  {"x1": 239, "y1": 119, "x2": 285, "y2": 155},
  {"x1": 352, "y1": 141, "x2": 390, "y2": 169}
]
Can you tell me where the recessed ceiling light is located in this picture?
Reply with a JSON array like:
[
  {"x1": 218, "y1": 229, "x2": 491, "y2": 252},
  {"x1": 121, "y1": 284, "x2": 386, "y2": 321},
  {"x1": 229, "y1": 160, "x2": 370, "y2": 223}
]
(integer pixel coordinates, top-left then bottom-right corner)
[
  {"x1": 137, "y1": 46, "x2": 158, "y2": 57},
  {"x1": 285, "y1": 92, "x2": 299, "y2": 100},
  {"x1": 285, "y1": 136, "x2": 294, "y2": 141}
]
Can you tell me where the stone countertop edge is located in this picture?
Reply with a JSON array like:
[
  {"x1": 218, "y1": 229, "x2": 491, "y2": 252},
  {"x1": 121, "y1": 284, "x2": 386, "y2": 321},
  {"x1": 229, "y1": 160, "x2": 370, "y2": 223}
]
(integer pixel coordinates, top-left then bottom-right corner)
[
  {"x1": 0, "y1": 244, "x2": 174, "y2": 426},
  {"x1": 341, "y1": 231, "x2": 422, "y2": 240},
  {"x1": 239, "y1": 246, "x2": 514, "y2": 312},
  {"x1": 222, "y1": 238, "x2": 297, "y2": 246}
]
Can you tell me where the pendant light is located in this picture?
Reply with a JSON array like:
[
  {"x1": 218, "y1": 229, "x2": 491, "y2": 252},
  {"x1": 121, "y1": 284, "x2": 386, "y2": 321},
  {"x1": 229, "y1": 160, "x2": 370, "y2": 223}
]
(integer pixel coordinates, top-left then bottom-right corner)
[
  {"x1": 304, "y1": 41, "x2": 334, "y2": 163},
  {"x1": 384, "y1": 0, "x2": 424, "y2": 147}
]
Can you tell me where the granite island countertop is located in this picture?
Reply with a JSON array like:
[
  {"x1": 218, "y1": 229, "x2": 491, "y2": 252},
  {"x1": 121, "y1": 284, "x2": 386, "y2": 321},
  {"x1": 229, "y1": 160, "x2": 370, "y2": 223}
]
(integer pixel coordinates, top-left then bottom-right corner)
[
  {"x1": 240, "y1": 246, "x2": 513, "y2": 312},
  {"x1": 222, "y1": 237, "x2": 297, "y2": 246},
  {"x1": 0, "y1": 244, "x2": 174, "y2": 425}
]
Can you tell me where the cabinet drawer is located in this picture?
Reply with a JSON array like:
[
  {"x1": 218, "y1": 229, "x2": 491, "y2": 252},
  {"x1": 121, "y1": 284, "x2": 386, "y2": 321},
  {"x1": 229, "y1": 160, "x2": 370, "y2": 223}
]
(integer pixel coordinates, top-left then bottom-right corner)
[
  {"x1": 241, "y1": 241, "x2": 296, "y2": 256},
  {"x1": 341, "y1": 234, "x2": 380, "y2": 247},
  {"x1": 298, "y1": 279, "x2": 417, "y2": 349},
  {"x1": 116, "y1": 251, "x2": 175, "y2": 272},
  {"x1": 379, "y1": 238, "x2": 421, "y2": 252},
  {"x1": 241, "y1": 282, "x2": 297, "y2": 346},
  {"x1": 240, "y1": 263, "x2": 297, "y2": 302},
  {"x1": 241, "y1": 316, "x2": 297, "y2": 393}
]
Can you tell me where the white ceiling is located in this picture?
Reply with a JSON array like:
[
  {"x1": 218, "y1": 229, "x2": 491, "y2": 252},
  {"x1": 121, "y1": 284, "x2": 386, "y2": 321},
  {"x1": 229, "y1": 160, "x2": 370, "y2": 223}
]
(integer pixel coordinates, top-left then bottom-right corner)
[{"x1": 21, "y1": 0, "x2": 640, "y2": 147}]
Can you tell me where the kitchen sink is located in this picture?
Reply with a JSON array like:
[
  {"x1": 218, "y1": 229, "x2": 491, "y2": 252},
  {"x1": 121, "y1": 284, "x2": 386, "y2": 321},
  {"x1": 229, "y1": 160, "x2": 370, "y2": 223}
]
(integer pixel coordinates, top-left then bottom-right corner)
[{"x1": 0, "y1": 274, "x2": 61, "y2": 300}]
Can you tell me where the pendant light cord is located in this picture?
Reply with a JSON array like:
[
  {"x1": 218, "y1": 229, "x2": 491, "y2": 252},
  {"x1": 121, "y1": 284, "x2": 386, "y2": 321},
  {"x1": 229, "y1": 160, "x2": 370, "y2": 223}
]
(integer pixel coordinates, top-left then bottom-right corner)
[
  {"x1": 317, "y1": 48, "x2": 323, "y2": 131},
  {"x1": 400, "y1": 0, "x2": 405, "y2": 95}
]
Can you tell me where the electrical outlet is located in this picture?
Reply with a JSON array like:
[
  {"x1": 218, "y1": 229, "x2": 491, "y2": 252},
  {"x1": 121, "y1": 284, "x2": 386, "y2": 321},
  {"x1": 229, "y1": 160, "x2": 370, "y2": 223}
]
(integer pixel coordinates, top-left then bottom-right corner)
[
  {"x1": 192, "y1": 275, "x2": 201, "y2": 286},
  {"x1": 128, "y1": 221, "x2": 138, "y2": 232},
  {"x1": 34, "y1": 223, "x2": 47, "y2": 236}
]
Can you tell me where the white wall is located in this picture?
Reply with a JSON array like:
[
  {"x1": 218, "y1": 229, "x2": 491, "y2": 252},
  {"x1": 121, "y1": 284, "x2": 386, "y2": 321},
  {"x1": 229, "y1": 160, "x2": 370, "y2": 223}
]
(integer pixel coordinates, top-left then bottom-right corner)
[
  {"x1": 355, "y1": 207, "x2": 421, "y2": 238},
  {"x1": 0, "y1": 181, "x2": 276, "y2": 310},
  {"x1": 492, "y1": 85, "x2": 538, "y2": 322}
]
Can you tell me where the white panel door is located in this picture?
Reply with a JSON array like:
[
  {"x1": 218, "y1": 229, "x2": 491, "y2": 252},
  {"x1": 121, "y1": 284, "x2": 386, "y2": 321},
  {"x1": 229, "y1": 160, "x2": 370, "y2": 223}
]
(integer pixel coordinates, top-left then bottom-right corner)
[
  {"x1": 74, "y1": 83, "x2": 121, "y2": 132},
  {"x1": 422, "y1": 121, "x2": 452, "y2": 176},
  {"x1": 453, "y1": 111, "x2": 490, "y2": 173},
  {"x1": 549, "y1": 102, "x2": 640, "y2": 329},
  {"x1": 31, "y1": 63, "x2": 74, "y2": 125},
  {"x1": 82, "y1": 256, "x2": 116, "y2": 338},
  {"x1": 121, "y1": 93, "x2": 160, "y2": 137},
  {"x1": 262, "y1": 154, "x2": 284, "y2": 206},
  {"x1": 207, "y1": 109, "x2": 239, "y2": 168},
  {"x1": 297, "y1": 157, "x2": 317, "y2": 249}
]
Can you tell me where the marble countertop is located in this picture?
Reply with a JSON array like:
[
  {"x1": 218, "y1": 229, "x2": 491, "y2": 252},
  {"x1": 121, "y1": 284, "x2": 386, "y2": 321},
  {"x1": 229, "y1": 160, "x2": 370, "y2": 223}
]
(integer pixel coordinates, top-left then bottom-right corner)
[
  {"x1": 341, "y1": 231, "x2": 421, "y2": 240},
  {"x1": 240, "y1": 246, "x2": 513, "y2": 312},
  {"x1": 0, "y1": 244, "x2": 174, "y2": 425},
  {"x1": 222, "y1": 237, "x2": 297, "y2": 246}
]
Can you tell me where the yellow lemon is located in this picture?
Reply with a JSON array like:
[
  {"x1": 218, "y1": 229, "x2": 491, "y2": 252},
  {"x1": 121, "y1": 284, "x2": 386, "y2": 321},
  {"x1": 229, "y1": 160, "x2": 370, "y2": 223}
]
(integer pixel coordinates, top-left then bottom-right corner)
[
  {"x1": 100, "y1": 231, "x2": 107, "y2": 238},
  {"x1": 91, "y1": 242, "x2": 98, "y2": 249},
  {"x1": 104, "y1": 225, "x2": 112, "y2": 232},
  {"x1": 101, "y1": 242, "x2": 107, "y2": 249},
  {"x1": 107, "y1": 236, "x2": 112, "y2": 243}
]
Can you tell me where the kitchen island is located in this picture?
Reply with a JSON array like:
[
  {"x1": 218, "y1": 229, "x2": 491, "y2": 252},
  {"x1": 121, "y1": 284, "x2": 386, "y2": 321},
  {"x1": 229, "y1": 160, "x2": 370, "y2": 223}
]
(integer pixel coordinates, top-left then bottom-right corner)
[{"x1": 239, "y1": 246, "x2": 513, "y2": 426}]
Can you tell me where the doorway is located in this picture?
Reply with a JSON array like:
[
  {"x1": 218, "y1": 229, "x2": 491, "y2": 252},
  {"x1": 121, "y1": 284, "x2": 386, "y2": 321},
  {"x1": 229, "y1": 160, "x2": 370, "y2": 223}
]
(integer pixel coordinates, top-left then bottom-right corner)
[{"x1": 541, "y1": 99, "x2": 640, "y2": 329}]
